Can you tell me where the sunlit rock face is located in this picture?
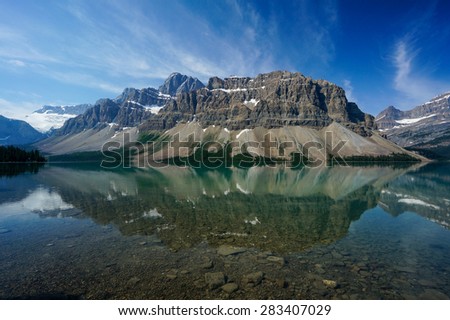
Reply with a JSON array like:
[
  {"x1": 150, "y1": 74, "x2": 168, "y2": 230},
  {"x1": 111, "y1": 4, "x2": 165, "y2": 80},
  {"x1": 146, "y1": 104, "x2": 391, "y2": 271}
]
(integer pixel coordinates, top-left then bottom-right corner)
[{"x1": 142, "y1": 71, "x2": 375, "y2": 135}]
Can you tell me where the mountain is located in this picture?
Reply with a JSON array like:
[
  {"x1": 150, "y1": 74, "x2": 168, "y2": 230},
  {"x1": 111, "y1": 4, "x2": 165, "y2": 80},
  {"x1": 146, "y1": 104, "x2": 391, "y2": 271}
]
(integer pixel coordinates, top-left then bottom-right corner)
[
  {"x1": 36, "y1": 70, "x2": 422, "y2": 163},
  {"x1": 142, "y1": 71, "x2": 375, "y2": 136},
  {"x1": 25, "y1": 104, "x2": 92, "y2": 133},
  {"x1": 376, "y1": 92, "x2": 450, "y2": 158},
  {"x1": 379, "y1": 163, "x2": 450, "y2": 229},
  {"x1": 136, "y1": 71, "x2": 421, "y2": 165},
  {"x1": 0, "y1": 115, "x2": 45, "y2": 146},
  {"x1": 158, "y1": 72, "x2": 204, "y2": 96},
  {"x1": 36, "y1": 73, "x2": 204, "y2": 155}
]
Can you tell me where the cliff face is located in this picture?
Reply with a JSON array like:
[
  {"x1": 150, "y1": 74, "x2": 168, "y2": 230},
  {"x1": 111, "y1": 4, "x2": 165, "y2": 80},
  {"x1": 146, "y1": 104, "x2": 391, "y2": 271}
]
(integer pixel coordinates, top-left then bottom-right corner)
[
  {"x1": 141, "y1": 71, "x2": 375, "y2": 136},
  {"x1": 55, "y1": 99, "x2": 153, "y2": 136}
]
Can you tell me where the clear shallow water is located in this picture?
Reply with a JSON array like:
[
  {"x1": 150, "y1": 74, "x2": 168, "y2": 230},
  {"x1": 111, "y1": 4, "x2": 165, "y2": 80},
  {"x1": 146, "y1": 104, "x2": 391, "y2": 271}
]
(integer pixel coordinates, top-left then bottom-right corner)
[{"x1": 0, "y1": 163, "x2": 449, "y2": 299}]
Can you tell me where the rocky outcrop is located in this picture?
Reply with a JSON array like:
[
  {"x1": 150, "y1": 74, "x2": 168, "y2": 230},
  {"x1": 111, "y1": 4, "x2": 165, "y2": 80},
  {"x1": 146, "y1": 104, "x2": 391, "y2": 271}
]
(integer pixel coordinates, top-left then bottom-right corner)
[
  {"x1": 50, "y1": 73, "x2": 206, "y2": 138},
  {"x1": 114, "y1": 87, "x2": 170, "y2": 106},
  {"x1": 55, "y1": 99, "x2": 152, "y2": 136},
  {"x1": 158, "y1": 72, "x2": 204, "y2": 96},
  {"x1": 376, "y1": 92, "x2": 450, "y2": 158},
  {"x1": 142, "y1": 71, "x2": 375, "y2": 135}
]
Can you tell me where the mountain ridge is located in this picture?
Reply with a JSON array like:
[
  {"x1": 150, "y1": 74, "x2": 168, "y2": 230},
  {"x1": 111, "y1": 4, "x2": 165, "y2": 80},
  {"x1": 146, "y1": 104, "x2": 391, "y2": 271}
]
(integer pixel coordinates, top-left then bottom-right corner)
[
  {"x1": 34, "y1": 71, "x2": 424, "y2": 163},
  {"x1": 0, "y1": 115, "x2": 45, "y2": 146},
  {"x1": 376, "y1": 92, "x2": 450, "y2": 158}
]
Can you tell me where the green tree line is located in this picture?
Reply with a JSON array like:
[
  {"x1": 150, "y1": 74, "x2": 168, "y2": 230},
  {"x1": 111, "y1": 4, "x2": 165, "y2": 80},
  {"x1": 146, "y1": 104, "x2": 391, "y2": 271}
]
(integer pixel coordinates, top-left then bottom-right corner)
[{"x1": 0, "y1": 145, "x2": 46, "y2": 162}]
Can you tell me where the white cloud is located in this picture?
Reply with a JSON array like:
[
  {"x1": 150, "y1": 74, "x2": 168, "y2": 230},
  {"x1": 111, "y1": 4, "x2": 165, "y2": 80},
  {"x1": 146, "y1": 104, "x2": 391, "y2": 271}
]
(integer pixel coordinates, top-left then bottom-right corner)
[
  {"x1": 392, "y1": 38, "x2": 450, "y2": 107},
  {"x1": 343, "y1": 79, "x2": 357, "y2": 102},
  {"x1": 0, "y1": 98, "x2": 37, "y2": 119},
  {"x1": 7, "y1": 59, "x2": 26, "y2": 67},
  {"x1": 0, "y1": 187, "x2": 74, "y2": 219}
]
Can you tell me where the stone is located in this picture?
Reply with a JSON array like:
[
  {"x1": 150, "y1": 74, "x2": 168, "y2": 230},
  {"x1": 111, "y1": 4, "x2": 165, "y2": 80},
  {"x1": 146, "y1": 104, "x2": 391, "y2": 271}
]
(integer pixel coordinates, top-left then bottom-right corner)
[
  {"x1": 200, "y1": 257, "x2": 214, "y2": 269},
  {"x1": 127, "y1": 277, "x2": 140, "y2": 286},
  {"x1": 394, "y1": 266, "x2": 416, "y2": 273},
  {"x1": 165, "y1": 269, "x2": 178, "y2": 280},
  {"x1": 242, "y1": 271, "x2": 264, "y2": 288},
  {"x1": 205, "y1": 272, "x2": 226, "y2": 290},
  {"x1": 275, "y1": 278, "x2": 288, "y2": 288},
  {"x1": 217, "y1": 245, "x2": 246, "y2": 256},
  {"x1": 222, "y1": 283, "x2": 239, "y2": 294},
  {"x1": 322, "y1": 279, "x2": 338, "y2": 289},
  {"x1": 266, "y1": 256, "x2": 285, "y2": 266}
]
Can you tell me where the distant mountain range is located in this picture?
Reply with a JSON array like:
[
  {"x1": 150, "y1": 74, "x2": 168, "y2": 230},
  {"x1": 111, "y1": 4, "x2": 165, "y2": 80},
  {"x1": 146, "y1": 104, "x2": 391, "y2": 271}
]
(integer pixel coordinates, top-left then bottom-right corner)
[
  {"x1": 37, "y1": 73, "x2": 204, "y2": 155},
  {"x1": 24, "y1": 104, "x2": 92, "y2": 133},
  {"x1": 36, "y1": 71, "x2": 422, "y2": 163},
  {"x1": 376, "y1": 92, "x2": 450, "y2": 158},
  {"x1": 5, "y1": 70, "x2": 449, "y2": 162},
  {"x1": 0, "y1": 115, "x2": 45, "y2": 146}
]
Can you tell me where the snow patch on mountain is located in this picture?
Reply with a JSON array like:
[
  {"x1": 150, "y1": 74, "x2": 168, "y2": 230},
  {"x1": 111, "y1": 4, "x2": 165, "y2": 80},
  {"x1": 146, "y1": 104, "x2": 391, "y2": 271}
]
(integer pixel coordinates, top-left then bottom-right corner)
[
  {"x1": 395, "y1": 114, "x2": 436, "y2": 125},
  {"x1": 24, "y1": 112, "x2": 79, "y2": 133}
]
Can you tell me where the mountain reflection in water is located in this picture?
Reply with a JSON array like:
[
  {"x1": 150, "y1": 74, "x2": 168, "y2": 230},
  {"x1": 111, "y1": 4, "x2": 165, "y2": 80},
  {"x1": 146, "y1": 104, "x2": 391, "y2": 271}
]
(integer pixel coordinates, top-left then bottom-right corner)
[
  {"x1": 2, "y1": 162, "x2": 450, "y2": 299},
  {"x1": 18, "y1": 164, "x2": 425, "y2": 253}
]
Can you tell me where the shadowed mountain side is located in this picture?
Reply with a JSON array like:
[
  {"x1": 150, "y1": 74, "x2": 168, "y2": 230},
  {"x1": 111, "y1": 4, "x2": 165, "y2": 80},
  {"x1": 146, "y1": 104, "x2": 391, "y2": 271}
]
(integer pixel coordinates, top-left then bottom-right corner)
[{"x1": 24, "y1": 164, "x2": 416, "y2": 253}]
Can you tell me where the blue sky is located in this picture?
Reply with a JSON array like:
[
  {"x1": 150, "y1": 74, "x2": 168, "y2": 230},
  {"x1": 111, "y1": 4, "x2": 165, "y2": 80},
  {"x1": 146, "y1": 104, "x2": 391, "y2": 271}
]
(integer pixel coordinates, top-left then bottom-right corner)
[{"x1": 1, "y1": 0, "x2": 450, "y2": 120}]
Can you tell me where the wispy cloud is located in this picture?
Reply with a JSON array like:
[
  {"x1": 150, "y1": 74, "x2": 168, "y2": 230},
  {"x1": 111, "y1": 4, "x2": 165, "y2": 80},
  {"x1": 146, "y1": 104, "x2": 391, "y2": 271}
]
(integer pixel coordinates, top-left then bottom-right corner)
[
  {"x1": 0, "y1": 98, "x2": 37, "y2": 119},
  {"x1": 343, "y1": 79, "x2": 357, "y2": 103},
  {"x1": 0, "y1": 0, "x2": 341, "y2": 118},
  {"x1": 392, "y1": 38, "x2": 449, "y2": 107}
]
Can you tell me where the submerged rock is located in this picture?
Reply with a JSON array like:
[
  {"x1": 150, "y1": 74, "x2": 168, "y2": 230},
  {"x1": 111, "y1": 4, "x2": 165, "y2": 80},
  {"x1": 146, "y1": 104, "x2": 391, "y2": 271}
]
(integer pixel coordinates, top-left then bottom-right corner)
[
  {"x1": 217, "y1": 245, "x2": 246, "y2": 256},
  {"x1": 222, "y1": 283, "x2": 239, "y2": 293},
  {"x1": 322, "y1": 279, "x2": 338, "y2": 289},
  {"x1": 205, "y1": 272, "x2": 226, "y2": 289},
  {"x1": 242, "y1": 271, "x2": 264, "y2": 288},
  {"x1": 266, "y1": 256, "x2": 285, "y2": 266}
]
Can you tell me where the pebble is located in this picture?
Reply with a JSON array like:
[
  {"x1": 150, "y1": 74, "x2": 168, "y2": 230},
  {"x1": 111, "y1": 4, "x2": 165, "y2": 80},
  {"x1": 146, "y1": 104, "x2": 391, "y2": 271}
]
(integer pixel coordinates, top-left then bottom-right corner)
[
  {"x1": 127, "y1": 277, "x2": 140, "y2": 286},
  {"x1": 222, "y1": 283, "x2": 239, "y2": 293},
  {"x1": 217, "y1": 245, "x2": 246, "y2": 256},
  {"x1": 417, "y1": 279, "x2": 436, "y2": 287},
  {"x1": 205, "y1": 272, "x2": 226, "y2": 290},
  {"x1": 322, "y1": 279, "x2": 338, "y2": 289},
  {"x1": 200, "y1": 257, "x2": 214, "y2": 269},
  {"x1": 139, "y1": 241, "x2": 147, "y2": 246},
  {"x1": 165, "y1": 269, "x2": 178, "y2": 280},
  {"x1": 394, "y1": 266, "x2": 416, "y2": 274},
  {"x1": 275, "y1": 278, "x2": 288, "y2": 288},
  {"x1": 359, "y1": 271, "x2": 371, "y2": 277},
  {"x1": 266, "y1": 256, "x2": 285, "y2": 266},
  {"x1": 242, "y1": 271, "x2": 264, "y2": 288}
]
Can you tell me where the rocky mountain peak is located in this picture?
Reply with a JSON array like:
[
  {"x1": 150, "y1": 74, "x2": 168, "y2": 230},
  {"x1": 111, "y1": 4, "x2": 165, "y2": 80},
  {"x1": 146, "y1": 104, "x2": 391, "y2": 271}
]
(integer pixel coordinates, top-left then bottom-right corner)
[
  {"x1": 159, "y1": 72, "x2": 204, "y2": 96},
  {"x1": 114, "y1": 87, "x2": 169, "y2": 106},
  {"x1": 375, "y1": 91, "x2": 450, "y2": 158},
  {"x1": 142, "y1": 71, "x2": 375, "y2": 135}
]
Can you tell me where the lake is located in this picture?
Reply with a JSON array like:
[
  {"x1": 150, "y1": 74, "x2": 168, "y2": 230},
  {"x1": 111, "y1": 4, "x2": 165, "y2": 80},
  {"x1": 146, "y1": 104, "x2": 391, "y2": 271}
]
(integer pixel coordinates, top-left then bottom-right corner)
[{"x1": 0, "y1": 162, "x2": 449, "y2": 299}]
